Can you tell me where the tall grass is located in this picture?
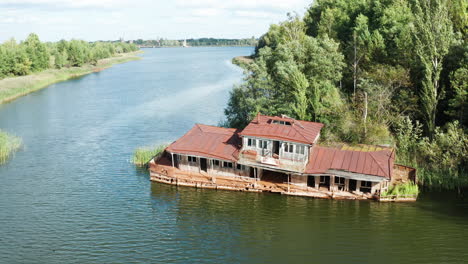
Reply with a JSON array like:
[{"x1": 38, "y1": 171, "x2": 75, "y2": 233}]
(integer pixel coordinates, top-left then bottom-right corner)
[
  {"x1": 381, "y1": 182, "x2": 419, "y2": 197},
  {"x1": 132, "y1": 144, "x2": 167, "y2": 167},
  {"x1": 0, "y1": 52, "x2": 142, "y2": 104},
  {"x1": 0, "y1": 130, "x2": 22, "y2": 164}
]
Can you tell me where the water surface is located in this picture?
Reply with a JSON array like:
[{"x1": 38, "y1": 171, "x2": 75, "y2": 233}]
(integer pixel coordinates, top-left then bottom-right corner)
[{"x1": 0, "y1": 47, "x2": 467, "y2": 263}]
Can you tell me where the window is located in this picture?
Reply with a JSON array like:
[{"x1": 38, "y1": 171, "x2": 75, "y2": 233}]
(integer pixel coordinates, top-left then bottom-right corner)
[
  {"x1": 272, "y1": 120, "x2": 292, "y2": 126},
  {"x1": 295, "y1": 145, "x2": 305, "y2": 155},
  {"x1": 284, "y1": 143, "x2": 294, "y2": 153},
  {"x1": 188, "y1": 156, "x2": 197, "y2": 163},
  {"x1": 236, "y1": 164, "x2": 242, "y2": 170},
  {"x1": 213, "y1": 160, "x2": 220, "y2": 166},
  {"x1": 319, "y1": 176, "x2": 327, "y2": 184},
  {"x1": 247, "y1": 138, "x2": 256, "y2": 147},
  {"x1": 360, "y1": 181, "x2": 372, "y2": 193},
  {"x1": 223, "y1": 161, "x2": 233, "y2": 168},
  {"x1": 259, "y1": 140, "x2": 267, "y2": 149},
  {"x1": 334, "y1": 177, "x2": 345, "y2": 185}
]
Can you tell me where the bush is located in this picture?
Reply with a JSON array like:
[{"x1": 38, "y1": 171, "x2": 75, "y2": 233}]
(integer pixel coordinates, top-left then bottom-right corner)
[{"x1": 381, "y1": 182, "x2": 419, "y2": 197}]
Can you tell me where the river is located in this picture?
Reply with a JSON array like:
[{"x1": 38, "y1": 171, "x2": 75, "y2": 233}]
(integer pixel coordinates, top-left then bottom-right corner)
[{"x1": 0, "y1": 47, "x2": 467, "y2": 263}]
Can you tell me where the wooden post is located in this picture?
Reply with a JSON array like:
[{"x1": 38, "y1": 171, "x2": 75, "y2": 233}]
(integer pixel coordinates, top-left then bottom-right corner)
[
  {"x1": 171, "y1": 153, "x2": 174, "y2": 168},
  {"x1": 288, "y1": 174, "x2": 290, "y2": 193}
]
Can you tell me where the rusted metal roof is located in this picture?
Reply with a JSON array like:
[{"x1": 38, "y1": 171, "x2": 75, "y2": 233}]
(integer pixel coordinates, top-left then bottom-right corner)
[
  {"x1": 166, "y1": 124, "x2": 240, "y2": 162},
  {"x1": 239, "y1": 114, "x2": 324, "y2": 144},
  {"x1": 305, "y1": 146, "x2": 395, "y2": 179}
]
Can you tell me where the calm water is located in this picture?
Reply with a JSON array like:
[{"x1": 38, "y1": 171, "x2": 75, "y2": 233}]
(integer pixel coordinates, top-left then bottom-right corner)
[{"x1": 0, "y1": 47, "x2": 467, "y2": 264}]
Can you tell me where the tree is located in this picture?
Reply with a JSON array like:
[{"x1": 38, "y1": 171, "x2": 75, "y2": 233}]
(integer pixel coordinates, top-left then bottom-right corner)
[
  {"x1": 412, "y1": 0, "x2": 455, "y2": 137},
  {"x1": 23, "y1": 33, "x2": 49, "y2": 72}
]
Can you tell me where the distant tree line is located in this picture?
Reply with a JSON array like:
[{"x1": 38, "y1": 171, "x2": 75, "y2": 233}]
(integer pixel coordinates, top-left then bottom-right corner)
[
  {"x1": 225, "y1": 0, "x2": 467, "y2": 189},
  {"x1": 134, "y1": 37, "x2": 257, "y2": 47},
  {"x1": 0, "y1": 33, "x2": 139, "y2": 79}
]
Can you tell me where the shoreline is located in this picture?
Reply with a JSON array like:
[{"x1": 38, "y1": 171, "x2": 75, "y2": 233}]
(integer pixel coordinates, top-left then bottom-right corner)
[{"x1": 0, "y1": 51, "x2": 142, "y2": 104}]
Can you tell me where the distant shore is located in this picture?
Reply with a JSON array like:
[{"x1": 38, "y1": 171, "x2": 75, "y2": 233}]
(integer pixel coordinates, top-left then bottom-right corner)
[{"x1": 0, "y1": 51, "x2": 142, "y2": 104}]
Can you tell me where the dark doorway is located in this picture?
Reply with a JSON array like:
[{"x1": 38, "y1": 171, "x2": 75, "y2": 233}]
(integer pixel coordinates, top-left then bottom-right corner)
[
  {"x1": 319, "y1": 176, "x2": 330, "y2": 190},
  {"x1": 249, "y1": 167, "x2": 255, "y2": 178},
  {"x1": 200, "y1": 158, "x2": 207, "y2": 172},
  {"x1": 349, "y1": 179, "x2": 357, "y2": 191},
  {"x1": 273, "y1": 141, "x2": 280, "y2": 156},
  {"x1": 262, "y1": 169, "x2": 288, "y2": 183},
  {"x1": 307, "y1": 176, "x2": 316, "y2": 187}
]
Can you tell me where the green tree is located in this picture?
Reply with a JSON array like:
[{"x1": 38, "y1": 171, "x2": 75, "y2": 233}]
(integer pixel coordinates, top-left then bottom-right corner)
[
  {"x1": 412, "y1": 0, "x2": 455, "y2": 137},
  {"x1": 23, "y1": 33, "x2": 49, "y2": 72}
]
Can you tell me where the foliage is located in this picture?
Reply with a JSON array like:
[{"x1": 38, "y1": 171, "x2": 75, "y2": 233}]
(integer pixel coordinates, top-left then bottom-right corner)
[
  {"x1": 0, "y1": 33, "x2": 139, "y2": 79},
  {"x1": 132, "y1": 144, "x2": 168, "y2": 167},
  {"x1": 0, "y1": 130, "x2": 22, "y2": 164},
  {"x1": 225, "y1": 0, "x2": 467, "y2": 188},
  {"x1": 0, "y1": 52, "x2": 141, "y2": 104},
  {"x1": 225, "y1": 15, "x2": 345, "y2": 128},
  {"x1": 412, "y1": 0, "x2": 454, "y2": 137},
  {"x1": 381, "y1": 182, "x2": 419, "y2": 197}
]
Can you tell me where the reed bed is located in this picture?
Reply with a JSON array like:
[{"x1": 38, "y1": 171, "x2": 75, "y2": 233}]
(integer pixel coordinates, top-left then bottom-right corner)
[
  {"x1": 132, "y1": 144, "x2": 168, "y2": 167},
  {"x1": 0, "y1": 130, "x2": 22, "y2": 164},
  {"x1": 381, "y1": 182, "x2": 419, "y2": 197}
]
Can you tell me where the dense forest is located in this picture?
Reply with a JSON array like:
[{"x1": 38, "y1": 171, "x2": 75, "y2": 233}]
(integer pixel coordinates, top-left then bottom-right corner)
[
  {"x1": 225, "y1": 0, "x2": 467, "y2": 189},
  {"x1": 134, "y1": 37, "x2": 257, "y2": 47},
  {"x1": 0, "y1": 33, "x2": 139, "y2": 79}
]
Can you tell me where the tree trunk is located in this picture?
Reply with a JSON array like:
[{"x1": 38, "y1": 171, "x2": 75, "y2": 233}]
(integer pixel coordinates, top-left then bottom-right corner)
[{"x1": 363, "y1": 91, "x2": 368, "y2": 139}]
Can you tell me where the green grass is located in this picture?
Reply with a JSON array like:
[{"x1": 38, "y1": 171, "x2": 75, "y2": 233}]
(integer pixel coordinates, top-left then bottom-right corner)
[
  {"x1": 381, "y1": 182, "x2": 419, "y2": 197},
  {"x1": 132, "y1": 144, "x2": 168, "y2": 167},
  {"x1": 0, "y1": 130, "x2": 22, "y2": 164},
  {"x1": 0, "y1": 52, "x2": 142, "y2": 104}
]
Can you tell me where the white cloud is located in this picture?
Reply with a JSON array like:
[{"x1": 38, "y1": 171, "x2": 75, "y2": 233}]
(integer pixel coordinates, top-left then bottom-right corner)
[
  {"x1": 234, "y1": 10, "x2": 281, "y2": 19},
  {"x1": 175, "y1": 0, "x2": 308, "y2": 10},
  {"x1": 191, "y1": 8, "x2": 224, "y2": 17},
  {"x1": 0, "y1": 0, "x2": 133, "y2": 8}
]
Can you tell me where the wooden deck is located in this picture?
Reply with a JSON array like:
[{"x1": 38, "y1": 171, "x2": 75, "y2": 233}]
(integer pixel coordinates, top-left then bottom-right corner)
[{"x1": 149, "y1": 157, "x2": 372, "y2": 200}]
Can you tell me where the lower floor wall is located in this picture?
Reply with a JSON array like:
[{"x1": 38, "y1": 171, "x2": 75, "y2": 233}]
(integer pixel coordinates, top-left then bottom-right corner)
[
  {"x1": 291, "y1": 175, "x2": 384, "y2": 195},
  {"x1": 169, "y1": 153, "x2": 386, "y2": 196}
]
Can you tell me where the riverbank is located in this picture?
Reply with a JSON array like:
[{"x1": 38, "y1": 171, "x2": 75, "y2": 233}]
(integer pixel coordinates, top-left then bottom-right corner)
[
  {"x1": 232, "y1": 55, "x2": 254, "y2": 68},
  {"x1": 0, "y1": 51, "x2": 142, "y2": 104},
  {"x1": 0, "y1": 130, "x2": 21, "y2": 164}
]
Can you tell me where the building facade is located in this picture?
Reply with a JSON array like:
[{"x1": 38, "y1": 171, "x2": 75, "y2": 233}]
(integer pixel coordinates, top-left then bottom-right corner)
[{"x1": 153, "y1": 114, "x2": 397, "y2": 198}]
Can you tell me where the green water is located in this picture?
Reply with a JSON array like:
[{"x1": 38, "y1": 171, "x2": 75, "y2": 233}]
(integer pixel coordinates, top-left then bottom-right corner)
[{"x1": 0, "y1": 47, "x2": 467, "y2": 263}]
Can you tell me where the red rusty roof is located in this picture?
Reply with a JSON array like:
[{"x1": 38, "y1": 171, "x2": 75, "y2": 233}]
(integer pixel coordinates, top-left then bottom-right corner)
[
  {"x1": 239, "y1": 114, "x2": 324, "y2": 144},
  {"x1": 166, "y1": 124, "x2": 241, "y2": 162},
  {"x1": 305, "y1": 146, "x2": 394, "y2": 179}
]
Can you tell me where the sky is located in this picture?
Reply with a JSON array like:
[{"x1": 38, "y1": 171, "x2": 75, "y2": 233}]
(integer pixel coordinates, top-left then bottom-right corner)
[{"x1": 0, "y1": 0, "x2": 313, "y2": 42}]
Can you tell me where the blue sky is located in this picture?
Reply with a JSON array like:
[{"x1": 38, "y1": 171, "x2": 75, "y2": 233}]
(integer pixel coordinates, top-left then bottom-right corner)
[{"x1": 0, "y1": 0, "x2": 313, "y2": 42}]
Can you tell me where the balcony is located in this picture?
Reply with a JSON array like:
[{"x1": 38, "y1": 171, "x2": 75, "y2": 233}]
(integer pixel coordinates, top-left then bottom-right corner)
[{"x1": 238, "y1": 149, "x2": 306, "y2": 173}]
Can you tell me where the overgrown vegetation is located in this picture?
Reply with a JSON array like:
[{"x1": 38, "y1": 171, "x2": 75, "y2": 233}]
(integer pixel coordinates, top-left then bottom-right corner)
[
  {"x1": 381, "y1": 182, "x2": 419, "y2": 198},
  {"x1": 0, "y1": 33, "x2": 139, "y2": 79},
  {"x1": 225, "y1": 0, "x2": 467, "y2": 189},
  {"x1": 132, "y1": 144, "x2": 167, "y2": 167},
  {"x1": 0, "y1": 53, "x2": 141, "y2": 103},
  {"x1": 0, "y1": 130, "x2": 21, "y2": 164}
]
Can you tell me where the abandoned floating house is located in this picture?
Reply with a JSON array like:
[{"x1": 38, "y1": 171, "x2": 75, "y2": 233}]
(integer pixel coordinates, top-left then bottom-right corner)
[{"x1": 149, "y1": 114, "x2": 415, "y2": 200}]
